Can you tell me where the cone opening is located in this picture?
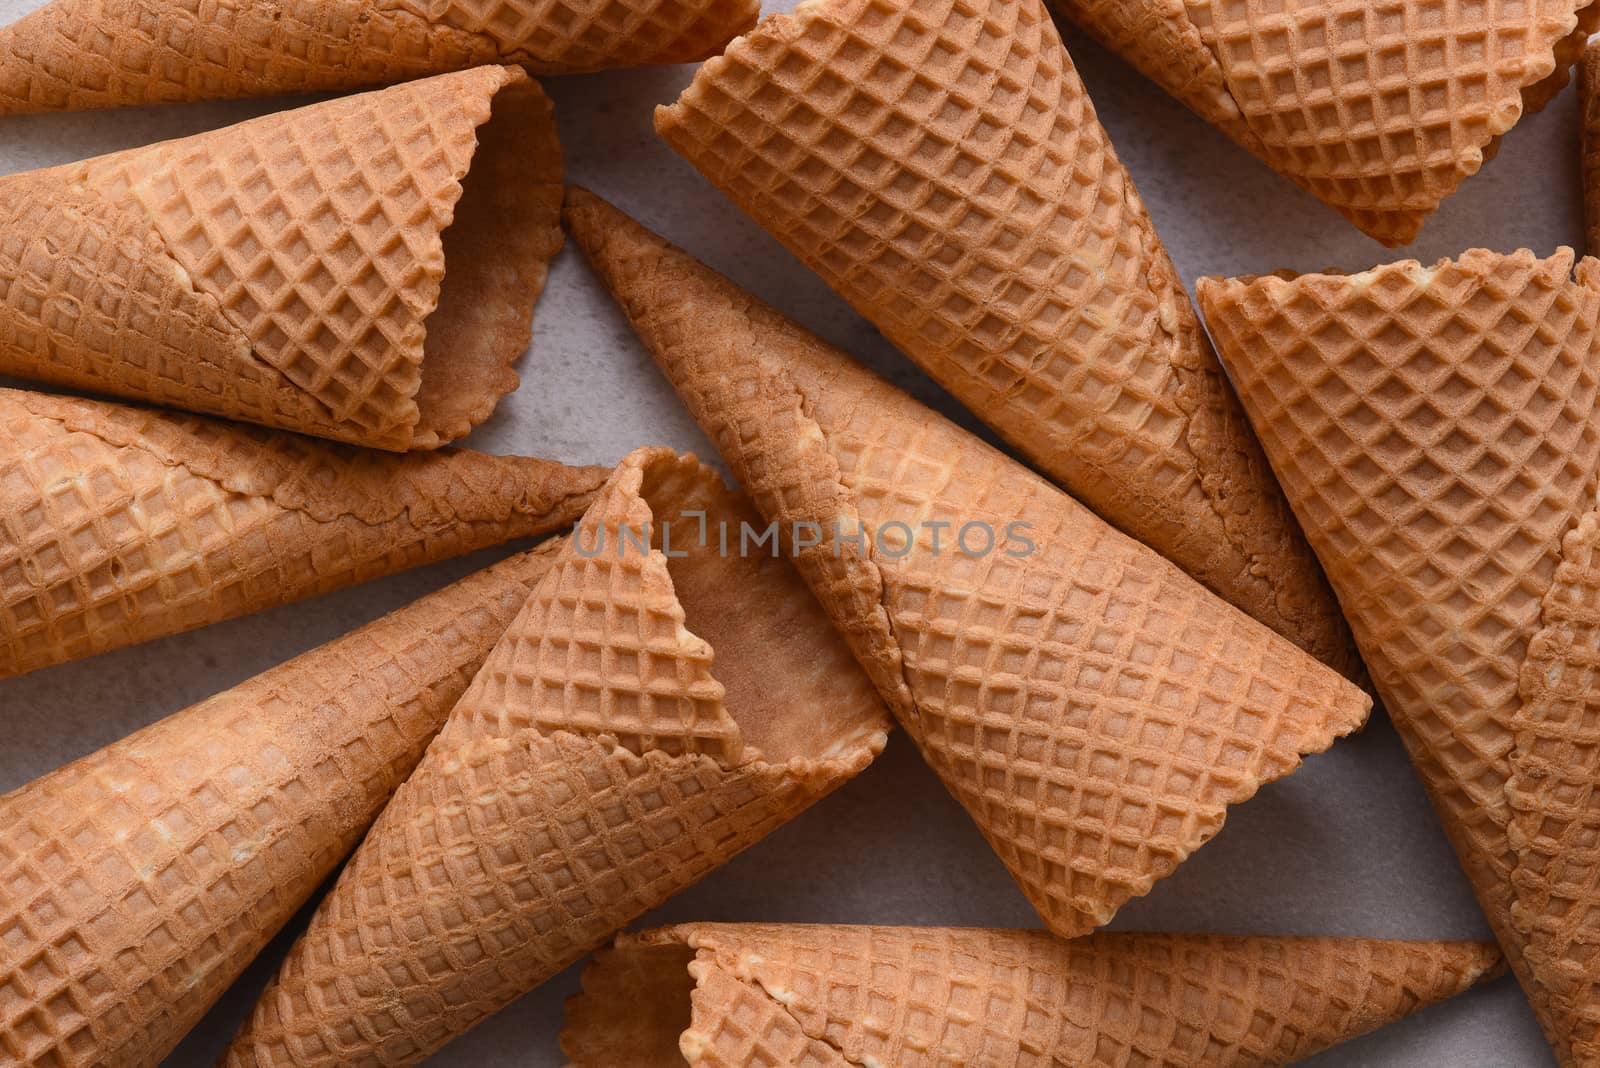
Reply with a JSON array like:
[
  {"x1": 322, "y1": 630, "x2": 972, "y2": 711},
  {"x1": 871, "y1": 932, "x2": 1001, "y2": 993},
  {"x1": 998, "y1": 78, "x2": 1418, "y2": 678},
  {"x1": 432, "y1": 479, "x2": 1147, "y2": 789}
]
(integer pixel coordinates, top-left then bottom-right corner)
[
  {"x1": 633, "y1": 456, "x2": 888, "y2": 766},
  {"x1": 414, "y1": 74, "x2": 565, "y2": 444},
  {"x1": 562, "y1": 940, "x2": 699, "y2": 1067}
]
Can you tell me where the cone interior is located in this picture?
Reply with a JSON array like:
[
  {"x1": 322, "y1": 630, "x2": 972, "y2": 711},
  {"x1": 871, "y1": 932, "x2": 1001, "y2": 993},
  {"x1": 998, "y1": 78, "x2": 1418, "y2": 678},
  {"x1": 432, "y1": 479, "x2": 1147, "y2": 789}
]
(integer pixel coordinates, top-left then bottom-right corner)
[
  {"x1": 563, "y1": 940, "x2": 698, "y2": 1067},
  {"x1": 414, "y1": 75, "x2": 564, "y2": 443},
  {"x1": 215, "y1": 452, "x2": 889, "y2": 1067},
  {"x1": 597, "y1": 452, "x2": 887, "y2": 765},
  {"x1": 0, "y1": 68, "x2": 565, "y2": 450}
]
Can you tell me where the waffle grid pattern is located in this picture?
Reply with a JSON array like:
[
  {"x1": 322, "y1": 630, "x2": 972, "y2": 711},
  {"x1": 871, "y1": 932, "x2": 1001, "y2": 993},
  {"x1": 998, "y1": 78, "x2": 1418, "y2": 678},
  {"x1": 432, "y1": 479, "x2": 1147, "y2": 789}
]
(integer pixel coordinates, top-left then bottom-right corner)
[
  {"x1": 1509, "y1": 512, "x2": 1600, "y2": 1054},
  {"x1": 1183, "y1": 0, "x2": 1589, "y2": 244},
  {"x1": 0, "y1": 68, "x2": 564, "y2": 449},
  {"x1": 224, "y1": 733, "x2": 825, "y2": 1068},
  {"x1": 658, "y1": 0, "x2": 1351, "y2": 671},
  {"x1": 89, "y1": 69, "x2": 503, "y2": 445},
  {"x1": 573, "y1": 925, "x2": 1504, "y2": 1068},
  {"x1": 564, "y1": 193, "x2": 1369, "y2": 940},
  {"x1": 682, "y1": 961, "x2": 852, "y2": 1067},
  {"x1": 0, "y1": 173, "x2": 339, "y2": 441},
  {"x1": 1198, "y1": 249, "x2": 1600, "y2": 1062},
  {"x1": 220, "y1": 452, "x2": 887, "y2": 1067},
  {"x1": 0, "y1": 0, "x2": 758, "y2": 113},
  {"x1": 436, "y1": 464, "x2": 741, "y2": 760},
  {"x1": 1052, "y1": 0, "x2": 1592, "y2": 244},
  {"x1": 0, "y1": 551, "x2": 553, "y2": 1067},
  {"x1": 0, "y1": 388, "x2": 598, "y2": 678},
  {"x1": 812, "y1": 377, "x2": 1369, "y2": 936}
]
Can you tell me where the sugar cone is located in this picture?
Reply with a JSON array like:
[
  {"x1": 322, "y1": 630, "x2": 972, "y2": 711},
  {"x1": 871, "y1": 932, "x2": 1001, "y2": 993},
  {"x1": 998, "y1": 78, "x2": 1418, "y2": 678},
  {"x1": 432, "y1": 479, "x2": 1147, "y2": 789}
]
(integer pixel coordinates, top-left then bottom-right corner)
[
  {"x1": 1584, "y1": 40, "x2": 1600, "y2": 256},
  {"x1": 0, "y1": 546, "x2": 560, "y2": 1068},
  {"x1": 0, "y1": 67, "x2": 562, "y2": 450},
  {"x1": 1049, "y1": 0, "x2": 1597, "y2": 246},
  {"x1": 565, "y1": 190, "x2": 1370, "y2": 940},
  {"x1": 655, "y1": 0, "x2": 1359, "y2": 680},
  {"x1": 219, "y1": 447, "x2": 892, "y2": 1067},
  {"x1": 1198, "y1": 249, "x2": 1600, "y2": 1065},
  {"x1": 564, "y1": 924, "x2": 1505, "y2": 1068},
  {"x1": 0, "y1": 0, "x2": 756, "y2": 114},
  {"x1": 0, "y1": 386, "x2": 606, "y2": 679}
]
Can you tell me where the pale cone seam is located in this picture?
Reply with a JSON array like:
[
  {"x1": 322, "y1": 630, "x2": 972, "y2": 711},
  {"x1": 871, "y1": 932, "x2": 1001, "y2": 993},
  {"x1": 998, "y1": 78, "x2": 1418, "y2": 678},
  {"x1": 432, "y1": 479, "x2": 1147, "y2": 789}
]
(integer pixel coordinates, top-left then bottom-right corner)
[
  {"x1": 1505, "y1": 504, "x2": 1600, "y2": 1059},
  {"x1": 1197, "y1": 250, "x2": 1600, "y2": 1065},
  {"x1": 37, "y1": 171, "x2": 347, "y2": 434},
  {"x1": 0, "y1": 173, "x2": 352, "y2": 441},
  {"x1": 687, "y1": 960, "x2": 860, "y2": 1067}
]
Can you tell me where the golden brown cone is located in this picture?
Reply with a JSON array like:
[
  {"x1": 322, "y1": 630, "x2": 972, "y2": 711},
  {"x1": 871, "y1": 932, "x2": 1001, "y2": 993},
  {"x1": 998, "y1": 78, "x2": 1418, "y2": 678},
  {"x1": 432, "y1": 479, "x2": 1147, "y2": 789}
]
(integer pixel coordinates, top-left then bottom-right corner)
[
  {"x1": 0, "y1": 0, "x2": 757, "y2": 114},
  {"x1": 563, "y1": 924, "x2": 1506, "y2": 1068},
  {"x1": 0, "y1": 67, "x2": 562, "y2": 450},
  {"x1": 1049, "y1": 0, "x2": 1597, "y2": 246},
  {"x1": 565, "y1": 189, "x2": 1371, "y2": 940},
  {"x1": 655, "y1": 0, "x2": 1360, "y2": 680},
  {"x1": 1584, "y1": 41, "x2": 1600, "y2": 256},
  {"x1": 0, "y1": 386, "x2": 606, "y2": 679},
  {"x1": 219, "y1": 447, "x2": 892, "y2": 1068},
  {"x1": 1198, "y1": 248, "x2": 1600, "y2": 1066},
  {"x1": 0, "y1": 546, "x2": 561, "y2": 1068}
]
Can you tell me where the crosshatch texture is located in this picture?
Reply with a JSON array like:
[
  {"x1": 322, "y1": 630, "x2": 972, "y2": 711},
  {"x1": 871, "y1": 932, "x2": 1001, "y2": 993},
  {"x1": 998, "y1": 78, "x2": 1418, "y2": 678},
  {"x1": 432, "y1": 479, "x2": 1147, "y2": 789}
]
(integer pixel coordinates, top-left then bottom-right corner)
[
  {"x1": 0, "y1": 549, "x2": 561, "y2": 1067},
  {"x1": 563, "y1": 924, "x2": 1507, "y2": 1068},
  {"x1": 0, "y1": 0, "x2": 759, "y2": 112},
  {"x1": 219, "y1": 450, "x2": 891, "y2": 1067},
  {"x1": 656, "y1": 0, "x2": 1359, "y2": 678},
  {"x1": 1200, "y1": 248, "x2": 1600, "y2": 1066},
  {"x1": 0, "y1": 387, "x2": 605, "y2": 678},
  {"x1": 566, "y1": 190, "x2": 1371, "y2": 945},
  {"x1": 1049, "y1": 0, "x2": 1599, "y2": 244},
  {"x1": 0, "y1": 67, "x2": 565, "y2": 449}
]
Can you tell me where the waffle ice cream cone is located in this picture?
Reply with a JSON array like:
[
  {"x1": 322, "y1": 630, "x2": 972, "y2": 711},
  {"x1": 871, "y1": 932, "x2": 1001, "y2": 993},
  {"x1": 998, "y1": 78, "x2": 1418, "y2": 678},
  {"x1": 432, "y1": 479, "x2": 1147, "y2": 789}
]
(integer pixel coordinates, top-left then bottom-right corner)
[
  {"x1": 0, "y1": 0, "x2": 756, "y2": 114},
  {"x1": 655, "y1": 0, "x2": 1359, "y2": 679},
  {"x1": 1198, "y1": 249, "x2": 1600, "y2": 1066},
  {"x1": 566, "y1": 190, "x2": 1370, "y2": 940},
  {"x1": 219, "y1": 447, "x2": 892, "y2": 1067},
  {"x1": 1049, "y1": 0, "x2": 1597, "y2": 246},
  {"x1": 563, "y1": 924, "x2": 1505, "y2": 1068},
  {"x1": 0, "y1": 66, "x2": 562, "y2": 450},
  {"x1": 0, "y1": 546, "x2": 560, "y2": 1068},
  {"x1": 0, "y1": 386, "x2": 605, "y2": 679}
]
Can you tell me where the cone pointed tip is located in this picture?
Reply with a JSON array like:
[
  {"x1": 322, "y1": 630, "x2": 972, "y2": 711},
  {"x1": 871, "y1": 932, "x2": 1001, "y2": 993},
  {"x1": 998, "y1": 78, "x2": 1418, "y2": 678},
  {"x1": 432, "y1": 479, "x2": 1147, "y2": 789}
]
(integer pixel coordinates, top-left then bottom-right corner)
[{"x1": 562, "y1": 185, "x2": 618, "y2": 246}]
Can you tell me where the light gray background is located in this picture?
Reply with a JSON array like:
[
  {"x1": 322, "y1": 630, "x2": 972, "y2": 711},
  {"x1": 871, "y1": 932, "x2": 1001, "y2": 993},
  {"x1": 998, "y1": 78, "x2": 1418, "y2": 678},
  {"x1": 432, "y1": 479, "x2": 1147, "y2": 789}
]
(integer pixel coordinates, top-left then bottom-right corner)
[{"x1": 0, "y1": 1, "x2": 1582, "y2": 1064}]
